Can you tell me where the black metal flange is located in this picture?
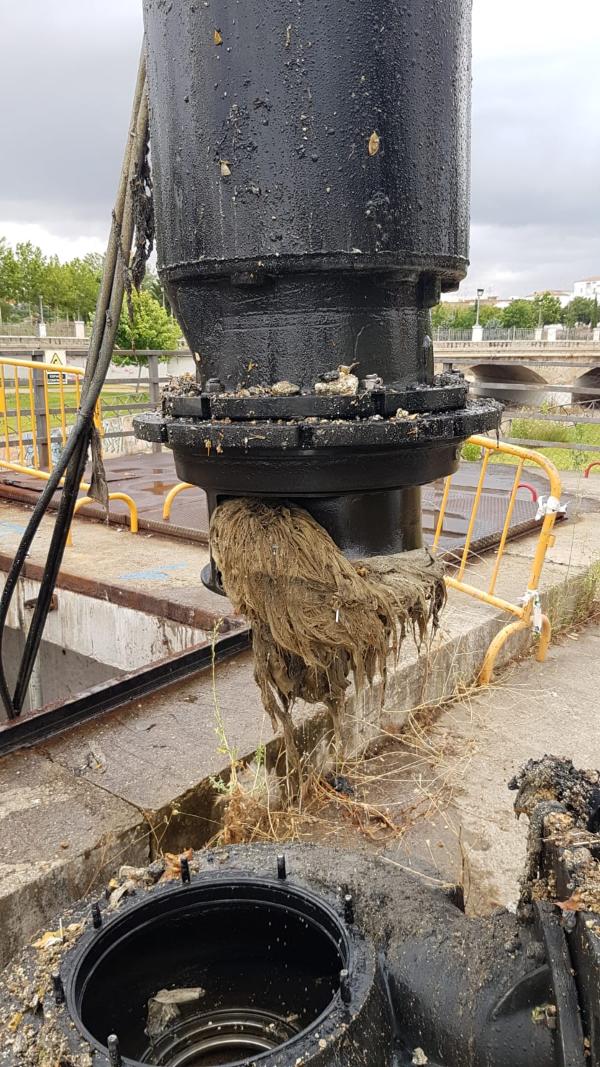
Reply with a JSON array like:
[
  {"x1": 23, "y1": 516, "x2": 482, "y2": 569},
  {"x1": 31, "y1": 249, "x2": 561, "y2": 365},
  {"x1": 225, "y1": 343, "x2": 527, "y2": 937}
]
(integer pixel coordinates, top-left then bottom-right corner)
[
  {"x1": 162, "y1": 374, "x2": 470, "y2": 423},
  {"x1": 135, "y1": 398, "x2": 501, "y2": 454},
  {"x1": 59, "y1": 869, "x2": 391, "y2": 1067}
]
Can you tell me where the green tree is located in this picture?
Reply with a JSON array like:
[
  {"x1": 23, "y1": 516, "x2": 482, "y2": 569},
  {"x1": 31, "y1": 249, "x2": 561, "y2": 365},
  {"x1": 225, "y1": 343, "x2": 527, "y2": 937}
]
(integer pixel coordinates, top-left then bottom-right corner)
[
  {"x1": 479, "y1": 304, "x2": 503, "y2": 327},
  {"x1": 116, "y1": 289, "x2": 181, "y2": 351},
  {"x1": 501, "y1": 300, "x2": 537, "y2": 329},
  {"x1": 44, "y1": 256, "x2": 73, "y2": 317},
  {"x1": 115, "y1": 289, "x2": 181, "y2": 389},
  {"x1": 452, "y1": 306, "x2": 476, "y2": 329},
  {"x1": 431, "y1": 303, "x2": 456, "y2": 328},
  {"x1": 532, "y1": 291, "x2": 562, "y2": 325},
  {"x1": 13, "y1": 242, "x2": 48, "y2": 308},
  {"x1": 0, "y1": 240, "x2": 21, "y2": 304},
  {"x1": 64, "y1": 254, "x2": 104, "y2": 319},
  {"x1": 563, "y1": 296, "x2": 596, "y2": 327}
]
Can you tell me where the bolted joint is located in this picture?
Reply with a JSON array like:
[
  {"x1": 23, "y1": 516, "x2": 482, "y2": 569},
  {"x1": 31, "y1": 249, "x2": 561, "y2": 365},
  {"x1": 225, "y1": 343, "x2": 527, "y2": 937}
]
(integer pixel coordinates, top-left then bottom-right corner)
[
  {"x1": 108, "y1": 1034, "x2": 122, "y2": 1067},
  {"x1": 91, "y1": 902, "x2": 103, "y2": 930},
  {"x1": 343, "y1": 893, "x2": 355, "y2": 925},
  {"x1": 180, "y1": 855, "x2": 191, "y2": 884},
  {"x1": 277, "y1": 853, "x2": 287, "y2": 880},
  {"x1": 52, "y1": 971, "x2": 65, "y2": 1006},
  {"x1": 340, "y1": 968, "x2": 352, "y2": 1005}
]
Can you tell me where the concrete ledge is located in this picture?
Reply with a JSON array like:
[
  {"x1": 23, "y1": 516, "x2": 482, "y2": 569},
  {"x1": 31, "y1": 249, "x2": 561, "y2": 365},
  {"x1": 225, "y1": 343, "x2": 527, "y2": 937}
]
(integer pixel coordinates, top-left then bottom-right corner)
[{"x1": 0, "y1": 748, "x2": 147, "y2": 971}]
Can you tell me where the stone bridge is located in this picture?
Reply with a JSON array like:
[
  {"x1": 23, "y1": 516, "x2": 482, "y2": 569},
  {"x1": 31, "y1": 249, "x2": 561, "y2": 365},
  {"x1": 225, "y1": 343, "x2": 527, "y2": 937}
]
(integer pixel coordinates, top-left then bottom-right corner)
[
  {"x1": 434, "y1": 340, "x2": 600, "y2": 405},
  {"x1": 1, "y1": 335, "x2": 599, "y2": 406}
]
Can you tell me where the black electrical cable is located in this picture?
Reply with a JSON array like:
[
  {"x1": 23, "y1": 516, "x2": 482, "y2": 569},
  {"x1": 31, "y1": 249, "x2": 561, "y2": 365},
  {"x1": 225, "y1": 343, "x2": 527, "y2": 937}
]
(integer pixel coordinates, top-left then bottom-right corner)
[
  {"x1": 11, "y1": 433, "x2": 91, "y2": 712},
  {"x1": 0, "y1": 53, "x2": 149, "y2": 719}
]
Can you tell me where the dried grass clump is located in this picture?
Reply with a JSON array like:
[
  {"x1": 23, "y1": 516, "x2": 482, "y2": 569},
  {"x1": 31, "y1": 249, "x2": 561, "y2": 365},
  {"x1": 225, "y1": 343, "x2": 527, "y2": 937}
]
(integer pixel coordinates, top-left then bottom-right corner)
[{"x1": 210, "y1": 498, "x2": 446, "y2": 770}]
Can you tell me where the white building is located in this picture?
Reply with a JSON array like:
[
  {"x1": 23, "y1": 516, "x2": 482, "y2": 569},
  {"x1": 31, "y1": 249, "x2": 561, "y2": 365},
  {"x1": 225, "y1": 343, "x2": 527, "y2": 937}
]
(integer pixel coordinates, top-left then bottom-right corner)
[{"x1": 573, "y1": 277, "x2": 600, "y2": 300}]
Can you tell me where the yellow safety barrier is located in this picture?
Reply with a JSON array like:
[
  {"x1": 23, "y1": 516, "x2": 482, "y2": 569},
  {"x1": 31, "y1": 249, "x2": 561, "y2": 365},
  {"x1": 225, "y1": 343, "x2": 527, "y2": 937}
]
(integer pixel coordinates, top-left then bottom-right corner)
[
  {"x1": 163, "y1": 481, "x2": 194, "y2": 520},
  {"x1": 0, "y1": 357, "x2": 137, "y2": 545},
  {"x1": 0, "y1": 357, "x2": 101, "y2": 467},
  {"x1": 433, "y1": 434, "x2": 562, "y2": 684},
  {"x1": 72, "y1": 493, "x2": 139, "y2": 536}
]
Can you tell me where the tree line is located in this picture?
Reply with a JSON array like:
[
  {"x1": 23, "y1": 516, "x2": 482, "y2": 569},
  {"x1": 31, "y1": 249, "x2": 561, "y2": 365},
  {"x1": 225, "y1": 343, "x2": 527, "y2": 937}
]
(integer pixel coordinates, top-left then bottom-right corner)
[
  {"x1": 0, "y1": 238, "x2": 104, "y2": 322},
  {"x1": 432, "y1": 291, "x2": 599, "y2": 330},
  {"x1": 0, "y1": 236, "x2": 181, "y2": 353}
]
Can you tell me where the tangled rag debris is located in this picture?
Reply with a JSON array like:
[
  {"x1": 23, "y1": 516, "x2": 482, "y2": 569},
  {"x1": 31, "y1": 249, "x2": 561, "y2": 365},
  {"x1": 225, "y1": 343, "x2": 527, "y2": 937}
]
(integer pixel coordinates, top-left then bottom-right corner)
[{"x1": 210, "y1": 499, "x2": 446, "y2": 768}]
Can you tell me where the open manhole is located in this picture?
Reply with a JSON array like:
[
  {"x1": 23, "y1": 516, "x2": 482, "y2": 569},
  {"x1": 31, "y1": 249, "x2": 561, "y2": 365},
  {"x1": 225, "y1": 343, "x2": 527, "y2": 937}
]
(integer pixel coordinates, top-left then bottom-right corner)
[{"x1": 64, "y1": 874, "x2": 379, "y2": 1067}]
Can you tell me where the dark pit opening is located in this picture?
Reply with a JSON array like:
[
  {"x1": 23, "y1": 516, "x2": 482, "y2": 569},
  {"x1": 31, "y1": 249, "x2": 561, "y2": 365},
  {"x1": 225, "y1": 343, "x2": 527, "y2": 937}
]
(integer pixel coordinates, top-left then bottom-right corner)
[{"x1": 69, "y1": 878, "x2": 348, "y2": 1067}]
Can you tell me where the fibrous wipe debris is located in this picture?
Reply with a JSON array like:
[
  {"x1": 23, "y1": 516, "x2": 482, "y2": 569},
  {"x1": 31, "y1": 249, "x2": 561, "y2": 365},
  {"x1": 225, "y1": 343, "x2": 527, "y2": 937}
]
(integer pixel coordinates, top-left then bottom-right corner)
[{"x1": 211, "y1": 499, "x2": 446, "y2": 772}]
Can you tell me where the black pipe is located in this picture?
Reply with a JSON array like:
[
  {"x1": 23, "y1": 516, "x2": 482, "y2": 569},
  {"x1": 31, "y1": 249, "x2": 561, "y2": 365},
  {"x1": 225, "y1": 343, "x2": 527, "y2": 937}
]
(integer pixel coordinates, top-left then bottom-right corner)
[{"x1": 139, "y1": 0, "x2": 501, "y2": 581}]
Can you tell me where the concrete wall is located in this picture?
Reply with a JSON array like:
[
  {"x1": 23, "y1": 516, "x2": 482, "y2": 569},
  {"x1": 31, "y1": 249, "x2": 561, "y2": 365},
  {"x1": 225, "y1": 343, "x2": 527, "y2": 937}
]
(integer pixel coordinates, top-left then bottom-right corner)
[
  {"x1": 2, "y1": 627, "x2": 123, "y2": 714},
  {"x1": 0, "y1": 573, "x2": 208, "y2": 716}
]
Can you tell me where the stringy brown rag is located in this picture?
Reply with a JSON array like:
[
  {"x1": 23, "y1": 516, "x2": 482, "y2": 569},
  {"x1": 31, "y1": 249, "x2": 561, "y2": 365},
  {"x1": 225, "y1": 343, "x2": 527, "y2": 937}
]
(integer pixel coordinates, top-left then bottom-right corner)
[{"x1": 210, "y1": 498, "x2": 446, "y2": 762}]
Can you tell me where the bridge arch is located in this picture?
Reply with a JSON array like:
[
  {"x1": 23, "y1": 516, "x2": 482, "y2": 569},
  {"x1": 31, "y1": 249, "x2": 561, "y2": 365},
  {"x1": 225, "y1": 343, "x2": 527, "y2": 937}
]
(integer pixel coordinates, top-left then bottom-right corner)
[
  {"x1": 572, "y1": 367, "x2": 600, "y2": 407},
  {"x1": 468, "y1": 363, "x2": 549, "y2": 406}
]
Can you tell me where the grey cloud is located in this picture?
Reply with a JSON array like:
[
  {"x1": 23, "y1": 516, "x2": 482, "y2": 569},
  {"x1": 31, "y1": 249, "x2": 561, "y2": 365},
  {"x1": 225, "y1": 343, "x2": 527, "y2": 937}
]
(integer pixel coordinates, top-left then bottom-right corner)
[
  {"x1": 1, "y1": 1, "x2": 598, "y2": 296},
  {"x1": 0, "y1": 0, "x2": 142, "y2": 233},
  {"x1": 471, "y1": 49, "x2": 600, "y2": 230}
]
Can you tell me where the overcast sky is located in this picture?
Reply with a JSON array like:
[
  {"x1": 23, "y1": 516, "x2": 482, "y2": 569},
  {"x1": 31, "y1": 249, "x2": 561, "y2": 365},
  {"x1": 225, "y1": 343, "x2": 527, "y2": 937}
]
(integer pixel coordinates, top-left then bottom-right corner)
[{"x1": 0, "y1": 0, "x2": 599, "y2": 299}]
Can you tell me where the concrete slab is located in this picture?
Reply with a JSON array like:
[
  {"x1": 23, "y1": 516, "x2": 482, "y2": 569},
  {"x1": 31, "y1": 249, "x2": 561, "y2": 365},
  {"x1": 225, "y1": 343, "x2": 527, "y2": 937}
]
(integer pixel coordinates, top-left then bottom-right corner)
[
  {"x1": 0, "y1": 747, "x2": 146, "y2": 970},
  {"x1": 380, "y1": 619, "x2": 600, "y2": 916},
  {"x1": 0, "y1": 497, "x2": 236, "y2": 631}
]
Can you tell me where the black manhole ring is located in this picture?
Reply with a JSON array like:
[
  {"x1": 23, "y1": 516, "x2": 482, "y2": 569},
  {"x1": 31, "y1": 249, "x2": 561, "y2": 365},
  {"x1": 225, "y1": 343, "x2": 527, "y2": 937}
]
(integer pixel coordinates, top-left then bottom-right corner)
[{"x1": 61, "y1": 872, "x2": 389, "y2": 1067}]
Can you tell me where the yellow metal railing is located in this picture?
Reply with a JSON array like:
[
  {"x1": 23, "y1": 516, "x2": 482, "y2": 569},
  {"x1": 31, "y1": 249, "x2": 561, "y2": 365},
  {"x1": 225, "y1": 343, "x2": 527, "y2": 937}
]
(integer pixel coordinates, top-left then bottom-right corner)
[
  {"x1": 0, "y1": 357, "x2": 92, "y2": 468},
  {"x1": 163, "y1": 481, "x2": 194, "y2": 520},
  {"x1": 0, "y1": 357, "x2": 137, "y2": 543},
  {"x1": 433, "y1": 434, "x2": 562, "y2": 684}
]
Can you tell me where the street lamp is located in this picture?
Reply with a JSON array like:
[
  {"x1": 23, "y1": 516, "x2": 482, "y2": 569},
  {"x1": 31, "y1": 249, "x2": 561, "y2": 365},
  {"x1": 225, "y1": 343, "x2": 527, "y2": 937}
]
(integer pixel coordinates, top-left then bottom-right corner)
[{"x1": 475, "y1": 287, "x2": 484, "y2": 327}]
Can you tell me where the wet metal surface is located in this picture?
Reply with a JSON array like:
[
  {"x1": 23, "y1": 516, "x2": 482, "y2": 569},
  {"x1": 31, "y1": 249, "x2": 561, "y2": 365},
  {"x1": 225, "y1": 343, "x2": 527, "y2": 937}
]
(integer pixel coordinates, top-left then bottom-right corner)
[{"x1": 0, "y1": 453, "x2": 547, "y2": 554}]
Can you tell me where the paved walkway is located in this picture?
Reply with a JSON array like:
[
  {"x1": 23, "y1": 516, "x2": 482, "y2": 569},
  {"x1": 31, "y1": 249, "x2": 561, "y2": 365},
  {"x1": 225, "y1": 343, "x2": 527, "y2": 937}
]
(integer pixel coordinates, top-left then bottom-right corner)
[{"x1": 378, "y1": 618, "x2": 600, "y2": 914}]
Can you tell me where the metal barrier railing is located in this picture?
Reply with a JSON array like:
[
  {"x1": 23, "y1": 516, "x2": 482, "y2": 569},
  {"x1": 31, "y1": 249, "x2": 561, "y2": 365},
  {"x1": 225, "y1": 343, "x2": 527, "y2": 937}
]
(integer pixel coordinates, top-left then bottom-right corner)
[
  {"x1": 161, "y1": 437, "x2": 562, "y2": 686},
  {"x1": 0, "y1": 357, "x2": 137, "y2": 542},
  {"x1": 433, "y1": 434, "x2": 562, "y2": 684},
  {"x1": 163, "y1": 481, "x2": 194, "y2": 520}
]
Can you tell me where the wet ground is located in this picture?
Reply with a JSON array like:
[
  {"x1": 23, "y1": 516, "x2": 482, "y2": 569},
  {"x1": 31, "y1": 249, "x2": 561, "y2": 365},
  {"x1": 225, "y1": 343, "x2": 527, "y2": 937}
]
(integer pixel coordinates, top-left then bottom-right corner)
[
  {"x1": 0, "y1": 452, "x2": 547, "y2": 553},
  {"x1": 294, "y1": 616, "x2": 600, "y2": 916}
]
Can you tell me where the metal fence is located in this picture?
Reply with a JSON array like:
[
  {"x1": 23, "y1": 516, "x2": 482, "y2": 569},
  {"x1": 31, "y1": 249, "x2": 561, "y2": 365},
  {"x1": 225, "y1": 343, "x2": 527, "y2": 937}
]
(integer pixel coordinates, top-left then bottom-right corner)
[
  {"x1": 0, "y1": 319, "x2": 88, "y2": 338},
  {"x1": 0, "y1": 356, "x2": 138, "y2": 541},
  {"x1": 434, "y1": 327, "x2": 596, "y2": 343},
  {"x1": 433, "y1": 435, "x2": 561, "y2": 683}
]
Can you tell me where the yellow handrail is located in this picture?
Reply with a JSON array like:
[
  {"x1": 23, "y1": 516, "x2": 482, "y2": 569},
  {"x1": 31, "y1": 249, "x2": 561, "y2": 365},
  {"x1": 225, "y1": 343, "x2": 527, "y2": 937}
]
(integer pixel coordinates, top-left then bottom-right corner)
[
  {"x1": 163, "y1": 481, "x2": 194, "y2": 520},
  {"x1": 0, "y1": 459, "x2": 138, "y2": 545},
  {"x1": 0, "y1": 357, "x2": 131, "y2": 545},
  {"x1": 73, "y1": 493, "x2": 138, "y2": 535},
  {"x1": 434, "y1": 435, "x2": 562, "y2": 684}
]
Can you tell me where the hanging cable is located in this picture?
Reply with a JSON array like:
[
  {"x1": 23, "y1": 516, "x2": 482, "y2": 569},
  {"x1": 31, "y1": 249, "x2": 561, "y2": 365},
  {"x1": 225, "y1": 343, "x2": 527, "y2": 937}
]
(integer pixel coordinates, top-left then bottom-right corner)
[{"x1": 0, "y1": 50, "x2": 150, "y2": 718}]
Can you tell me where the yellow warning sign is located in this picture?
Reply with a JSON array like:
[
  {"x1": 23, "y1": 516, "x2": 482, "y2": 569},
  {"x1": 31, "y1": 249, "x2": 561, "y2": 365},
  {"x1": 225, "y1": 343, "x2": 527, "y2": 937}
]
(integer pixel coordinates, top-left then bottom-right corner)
[
  {"x1": 44, "y1": 349, "x2": 67, "y2": 367},
  {"x1": 44, "y1": 349, "x2": 67, "y2": 383}
]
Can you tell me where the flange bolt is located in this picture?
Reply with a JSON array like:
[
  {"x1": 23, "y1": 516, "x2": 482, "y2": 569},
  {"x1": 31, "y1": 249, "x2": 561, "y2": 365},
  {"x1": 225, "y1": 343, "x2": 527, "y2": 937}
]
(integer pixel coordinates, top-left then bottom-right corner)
[
  {"x1": 108, "y1": 1035, "x2": 122, "y2": 1067},
  {"x1": 51, "y1": 972, "x2": 65, "y2": 1006}
]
